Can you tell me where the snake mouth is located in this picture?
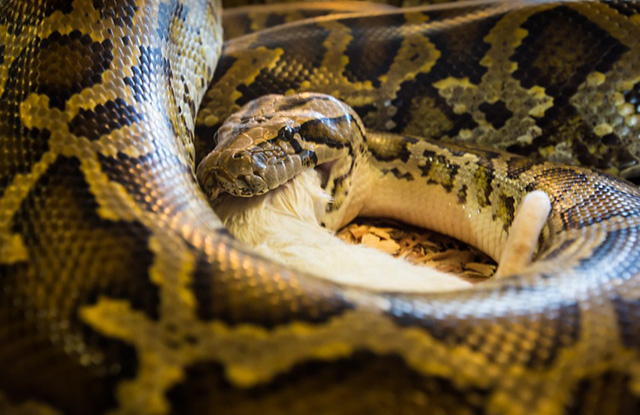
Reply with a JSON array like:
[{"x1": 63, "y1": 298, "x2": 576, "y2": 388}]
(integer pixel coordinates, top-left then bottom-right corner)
[
  {"x1": 200, "y1": 166, "x2": 270, "y2": 199},
  {"x1": 202, "y1": 157, "x2": 333, "y2": 200},
  {"x1": 315, "y1": 160, "x2": 336, "y2": 188},
  {"x1": 234, "y1": 174, "x2": 269, "y2": 196}
]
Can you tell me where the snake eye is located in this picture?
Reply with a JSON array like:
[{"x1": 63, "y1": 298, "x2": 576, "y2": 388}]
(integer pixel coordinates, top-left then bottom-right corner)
[{"x1": 280, "y1": 126, "x2": 294, "y2": 140}]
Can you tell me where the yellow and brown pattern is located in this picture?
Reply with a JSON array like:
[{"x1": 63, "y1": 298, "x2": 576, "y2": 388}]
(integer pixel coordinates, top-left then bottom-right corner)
[
  {"x1": 197, "y1": 1, "x2": 640, "y2": 178},
  {"x1": 2, "y1": 1, "x2": 640, "y2": 415}
]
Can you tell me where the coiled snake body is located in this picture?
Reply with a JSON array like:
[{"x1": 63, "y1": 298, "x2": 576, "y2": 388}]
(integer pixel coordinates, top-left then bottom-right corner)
[{"x1": 2, "y1": 1, "x2": 640, "y2": 414}]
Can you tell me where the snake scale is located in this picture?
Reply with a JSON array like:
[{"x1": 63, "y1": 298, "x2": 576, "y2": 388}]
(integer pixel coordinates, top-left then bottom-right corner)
[{"x1": 2, "y1": 0, "x2": 640, "y2": 414}]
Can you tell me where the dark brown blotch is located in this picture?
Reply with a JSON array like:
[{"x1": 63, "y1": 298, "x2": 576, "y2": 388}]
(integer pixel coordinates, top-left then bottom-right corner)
[
  {"x1": 69, "y1": 98, "x2": 142, "y2": 141},
  {"x1": 512, "y1": 6, "x2": 628, "y2": 103},
  {"x1": 479, "y1": 100, "x2": 513, "y2": 129},
  {"x1": 498, "y1": 194, "x2": 516, "y2": 230},
  {"x1": 34, "y1": 31, "x2": 114, "y2": 110}
]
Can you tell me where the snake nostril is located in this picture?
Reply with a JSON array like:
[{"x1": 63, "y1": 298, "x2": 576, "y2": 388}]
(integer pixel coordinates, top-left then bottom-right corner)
[{"x1": 232, "y1": 153, "x2": 243, "y2": 159}]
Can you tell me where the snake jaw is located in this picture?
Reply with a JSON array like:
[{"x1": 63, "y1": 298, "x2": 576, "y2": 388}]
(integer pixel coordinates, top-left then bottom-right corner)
[
  {"x1": 199, "y1": 162, "x2": 271, "y2": 199},
  {"x1": 197, "y1": 166, "x2": 224, "y2": 199},
  {"x1": 241, "y1": 174, "x2": 269, "y2": 195}
]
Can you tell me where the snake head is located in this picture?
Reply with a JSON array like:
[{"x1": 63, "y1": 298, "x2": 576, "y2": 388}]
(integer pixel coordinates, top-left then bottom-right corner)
[
  {"x1": 197, "y1": 93, "x2": 362, "y2": 199},
  {"x1": 197, "y1": 146, "x2": 268, "y2": 198}
]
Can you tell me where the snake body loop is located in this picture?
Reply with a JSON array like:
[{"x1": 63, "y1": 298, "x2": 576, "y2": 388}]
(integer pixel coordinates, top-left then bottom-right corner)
[{"x1": 2, "y1": 1, "x2": 640, "y2": 415}]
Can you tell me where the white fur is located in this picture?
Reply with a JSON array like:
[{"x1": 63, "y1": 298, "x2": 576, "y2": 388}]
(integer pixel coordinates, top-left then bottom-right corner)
[{"x1": 214, "y1": 169, "x2": 471, "y2": 293}]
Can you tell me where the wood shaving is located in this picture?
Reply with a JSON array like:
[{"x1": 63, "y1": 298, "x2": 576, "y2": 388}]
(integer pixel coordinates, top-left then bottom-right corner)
[
  {"x1": 361, "y1": 233, "x2": 381, "y2": 248},
  {"x1": 337, "y1": 218, "x2": 496, "y2": 284}
]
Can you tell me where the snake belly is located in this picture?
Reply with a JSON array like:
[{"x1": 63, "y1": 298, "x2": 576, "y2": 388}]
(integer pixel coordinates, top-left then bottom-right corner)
[{"x1": 2, "y1": 1, "x2": 640, "y2": 415}]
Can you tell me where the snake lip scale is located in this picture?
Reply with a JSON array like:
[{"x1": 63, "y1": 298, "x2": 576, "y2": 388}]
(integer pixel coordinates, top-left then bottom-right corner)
[{"x1": 3, "y1": 1, "x2": 640, "y2": 414}]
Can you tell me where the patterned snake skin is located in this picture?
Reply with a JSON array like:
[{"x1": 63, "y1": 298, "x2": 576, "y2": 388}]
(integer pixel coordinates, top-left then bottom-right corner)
[{"x1": 2, "y1": 1, "x2": 640, "y2": 414}]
